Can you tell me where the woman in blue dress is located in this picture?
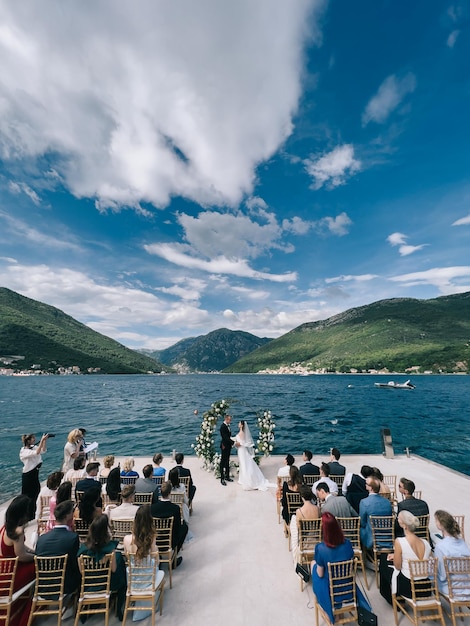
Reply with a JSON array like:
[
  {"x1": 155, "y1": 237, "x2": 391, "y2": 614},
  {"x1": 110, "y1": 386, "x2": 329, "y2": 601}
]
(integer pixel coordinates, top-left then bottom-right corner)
[{"x1": 312, "y1": 512, "x2": 370, "y2": 623}]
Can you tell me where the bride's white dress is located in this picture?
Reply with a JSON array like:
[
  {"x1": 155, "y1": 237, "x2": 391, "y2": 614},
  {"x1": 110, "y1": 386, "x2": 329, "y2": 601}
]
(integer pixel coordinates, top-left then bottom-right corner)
[{"x1": 234, "y1": 433, "x2": 273, "y2": 491}]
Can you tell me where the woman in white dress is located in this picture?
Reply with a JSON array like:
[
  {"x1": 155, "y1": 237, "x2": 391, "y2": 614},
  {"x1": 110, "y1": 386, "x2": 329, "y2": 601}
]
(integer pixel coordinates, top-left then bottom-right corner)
[{"x1": 232, "y1": 420, "x2": 273, "y2": 491}]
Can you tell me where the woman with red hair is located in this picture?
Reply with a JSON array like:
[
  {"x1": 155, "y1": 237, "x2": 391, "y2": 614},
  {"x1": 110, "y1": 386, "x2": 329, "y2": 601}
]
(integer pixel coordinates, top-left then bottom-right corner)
[{"x1": 312, "y1": 512, "x2": 370, "y2": 623}]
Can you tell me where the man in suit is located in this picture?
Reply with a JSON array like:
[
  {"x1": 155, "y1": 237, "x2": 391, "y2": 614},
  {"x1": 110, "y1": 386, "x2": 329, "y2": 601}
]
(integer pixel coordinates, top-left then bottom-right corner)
[
  {"x1": 359, "y1": 477, "x2": 393, "y2": 550},
  {"x1": 35, "y1": 500, "x2": 81, "y2": 596},
  {"x1": 135, "y1": 464, "x2": 159, "y2": 503},
  {"x1": 316, "y1": 482, "x2": 358, "y2": 518},
  {"x1": 151, "y1": 481, "x2": 188, "y2": 563},
  {"x1": 395, "y1": 477, "x2": 429, "y2": 537},
  {"x1": 219, "y1": 414, "x2": 234, "y2": 486},
  {"x1": 343, "y1": 465, "x2": 372, "y2": 514},
  {"x1": 299, "y1": 450, "x2": 320, "y2": 478},
  {"x1": 175, "y1": 452, "x2": 196, "y2": 504},
  {"x1": 328, "y1": 448, "x2": 346, "y2": 476},
  {"x1": 75, "y1": 462, "x2": 100, "y2": 496}
]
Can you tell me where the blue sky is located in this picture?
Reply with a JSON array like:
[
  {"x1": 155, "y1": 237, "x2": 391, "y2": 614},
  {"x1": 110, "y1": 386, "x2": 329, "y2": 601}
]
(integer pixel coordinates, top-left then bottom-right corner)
[{"x1": 0, "y1": 1, "x2": 469, "y2": 350}]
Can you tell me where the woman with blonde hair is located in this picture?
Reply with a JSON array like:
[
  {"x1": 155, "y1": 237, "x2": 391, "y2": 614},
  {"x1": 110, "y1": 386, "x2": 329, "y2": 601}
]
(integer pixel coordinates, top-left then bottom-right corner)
[
  {"x1": 121, "y1": 457, "x2": 139, "y2": 478},
  {"x1": 100, "y1": 455, "x2": 115, "y2": 478},
  {"x1": 434, "y1": 510, "x2": 470, "y2": 595},
  {"x1": 62, "y1": 429, "x2": 83, "y2": 473}
]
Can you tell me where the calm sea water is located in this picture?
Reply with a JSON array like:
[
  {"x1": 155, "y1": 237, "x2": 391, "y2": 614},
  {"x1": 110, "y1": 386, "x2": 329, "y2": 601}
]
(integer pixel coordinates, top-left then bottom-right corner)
[{"x1": 1, "y1": 374, "x2": 469, "y2": 503}]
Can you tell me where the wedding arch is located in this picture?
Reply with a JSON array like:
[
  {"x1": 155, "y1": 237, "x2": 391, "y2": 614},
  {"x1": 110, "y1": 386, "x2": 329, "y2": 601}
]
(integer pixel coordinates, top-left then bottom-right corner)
[{"x1": 192, "y1": 398, "x2": 275, "y2": 472}]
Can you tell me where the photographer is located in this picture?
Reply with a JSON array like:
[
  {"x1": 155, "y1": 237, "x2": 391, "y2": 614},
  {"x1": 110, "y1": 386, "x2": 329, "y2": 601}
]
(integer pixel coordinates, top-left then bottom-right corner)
[{"x1": 19, "y1": 433, "x2": 50, "y2": 519}]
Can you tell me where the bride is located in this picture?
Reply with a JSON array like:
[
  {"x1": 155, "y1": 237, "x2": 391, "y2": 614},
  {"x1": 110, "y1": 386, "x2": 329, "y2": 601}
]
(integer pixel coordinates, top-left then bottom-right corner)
[{"x1": 232, "y1": 420, "x2": 273, "y2": 491}]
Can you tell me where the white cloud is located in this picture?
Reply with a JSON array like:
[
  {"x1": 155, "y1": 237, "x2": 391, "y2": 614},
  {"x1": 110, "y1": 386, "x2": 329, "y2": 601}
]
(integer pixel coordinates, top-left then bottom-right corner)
[
  {"x1": 447, "y1": 29, "x2": 460, "y2": 48},
  {"x1": 0, "y1": 210, "x2": 81, "y2": 251},
  {"x1": 0, "y1": 1, "x2": 324, "y2": 210},
  {"x1": 387, "y1": 232, "x2": 427, "y2": 256},
  {"x1": 8, "y1": 181, "x2": 41, "y2": 205},
  {"x1": 325, "y1": 274, "x2": 378, "y2": 284},
  {"x1": 319, "y1": 212, "x2": 352, "y2": 236},
  {"x1": 304, "y1": 144, "x2": 361, "y2": 190},
  {"x1": 452, "y1": 213, "x2": 470, "y2": 226},
  {"x1": 282, "y1": 216, "x2": 313, "y2": 235},
  {"x1": 362, "y1": 73, "x2": 416, "y2": 126},
  {"x1": 389, "y1": 266, "x2": 470, "y2": 293}
]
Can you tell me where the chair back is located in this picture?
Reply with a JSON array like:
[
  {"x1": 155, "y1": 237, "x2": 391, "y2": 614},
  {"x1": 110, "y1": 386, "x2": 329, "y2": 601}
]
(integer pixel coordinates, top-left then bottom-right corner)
[
  {"x1": 414, "y1": 514, "x2": 430, "y2": 542},
  {"x1": 0, "y1": 556, "x2": 18, "y2": 604},
  {"x1": 327, "y1": 558, "x2": 358, "y2": 624},
  {"x1": 370, "y1": 515, "x2": 395, "y2": 550},
  {"x1": 123, "y1": 553, "x2": 165, "y2": 623},
  {"x1": 121, "y1": 476, "x2": 137, "y2": 486},
  {"x1": 152, "y1": 517, "x2": 176, "y2": 588},
  {"x1": 111, "y1": 519, "x2": 134, "y2": 545},
  {"x1": 99, "y1": 476, "x2": 107, "y2": 486},
  {"x1": 409, "y1": 557, "x2": 439, "y2": 601},
  {"x1": 74, "y1": 517, "x2": 91, "y2": 542},
  {"x1": 169, "y1": 493, "x2": 185, "y2": 518},
  {"x1": 178, "y1": 476, "x2": 191, "y2": 497},
  {"x1": 443, "y1": 555, "x2": 470, "y2": 600},
  {"x1": 302, "y1": 474, "x2": 320, "y2": 487},
  {"x1": 393, "y1": 557, "x2": 445, "y2": 626},
  {"x1": 298, "y1": 518, "x2": 322, "y2": 562},
  {"x1": 76, "y1": 553, "x2": 113, "y2": 623},
  {"x1": 0, "y1": 557, "x2": 34, "y2": 626},
  {"x1": 452, "y1": 515, "x2": 465, "y2": 540},
  {"x1": 337, "y1": 516, "x2": 369, "y2": 590},
  {"x1": 286, "y1": 492, "x2": 303, "y2": 519},
  {"x1": 330, "y1": 475, "x2": 344, "y2": 495},
  {"x1": 75, "y1": 490, "x2": 85, "y2": 504},
  {"x1": 134, "y1": 492, "x2": 153, "y2": 506},
  {"x1": 383, "y1": 475, "x2": 397, "y2": 492},
  {"x1": 37, "y1": 495, "x2": 52, "y2": 535},
  {"x1": 30, "y1": 554, "x2": 68, "y2": 619}
]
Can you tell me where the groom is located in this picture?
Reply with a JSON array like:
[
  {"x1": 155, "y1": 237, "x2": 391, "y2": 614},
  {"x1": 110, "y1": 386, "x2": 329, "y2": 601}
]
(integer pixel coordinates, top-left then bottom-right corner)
[{"x1": 220, "y1": 414, "x2": 235, "y2": 486}]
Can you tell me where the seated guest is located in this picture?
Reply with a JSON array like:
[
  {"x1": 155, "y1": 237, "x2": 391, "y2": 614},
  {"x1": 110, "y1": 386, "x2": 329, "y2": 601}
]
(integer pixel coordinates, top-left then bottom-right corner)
[
  {"x1": 312, "y1": 463, "x2": 339, "y2": 495},
  {"x1": 78, "y1": 514, "x2": 127, "y2": 621},
  {"x1": 109, "y1": 485, "x2": 138, "y2": 521},
  {"x1": 100, "y1": 455, "x2": 115, "y2": 479},
  {"x1": 379, "y1": 510, "x2": 432, "y2": 605},
  {"x1": 75, "y1": 484, "x2": 103, "y2": 524},
  {"x1": 434, "y1": 509, "x2": 470, "y2": 596},
  {"x1": 36, "y1": 500, "x2": 81, "y2": 596},
  {"x1": 396, "y1": 477, "x2": 429, "y2": 536},
  {"x1": 63, "y1": 457, "x2": 86, "y2": 485},
  {"x1": 371, "y1": 467, "x2": 390, "y2": 496},
  {"x1": 175, "y1": 452, "x2": 196, "y2": 504},
  {"x1": 299, "y1": 450, "x2": 320, "y2": 478},
  {"x1": 35, "y1": 471, "x2": 63, "y2": 522},
  {"x1": 75, "y1": 461, "x2": 101, "y2": 499},
  {"x1": 328, "y1": 447, "x2": 346, "y2": 476},
  {"x1": 290, "y1": 484, "x2": 319, "y2": 565},
  {"x1": 151, "y1": 481, "x2": 188, "y2": 559},
  {"x1": 343, "y1": 465, "x2": 372, "y2": 514},
  {"x1": 312, "y1": 512, "x2": 371, "y2": 624},
  {"x1": 281, "y1": 465, "x2": 303, "y2": 524},
  {"x1": 168, "y1": 467, "x2": 190, "y2": 523},
  {"x1": 359, "y1": 477, "x2": 392, "y2": 550},
  {"x1": 152, "y1": 453, "x2": 166, "y2": 478},
  {"x1": 106, "y1": 466, "x2": 122, "y2": 502},
  {"x1": 277, "y1": 454, "x2": 295, "y2": 479},
  {"x1": 0, "y1": 495, "x2": 36, "y2": 626},
  {"x1": 47, "y1": 481, "x2": 74, "y2": 531},
  {"x1": 135, "y1": 465, "x2": 159, "y2": 503},
  {"x1": 121, "y1": 457, "x2": 139, "y2": 478},
  {"x1": 316, "y1": 482, "x2": 358, "y2": 518}
]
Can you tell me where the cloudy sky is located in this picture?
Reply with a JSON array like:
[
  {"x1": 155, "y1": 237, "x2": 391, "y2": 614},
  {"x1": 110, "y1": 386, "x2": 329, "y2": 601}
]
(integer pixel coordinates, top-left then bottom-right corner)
[{"x1": 1, "y1": 1, "x2": 469, "y2": 350}]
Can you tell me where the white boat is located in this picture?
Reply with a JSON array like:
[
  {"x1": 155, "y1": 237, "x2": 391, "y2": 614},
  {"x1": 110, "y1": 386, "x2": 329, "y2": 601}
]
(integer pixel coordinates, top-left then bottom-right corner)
[{"x1": 374, "y1": 379, "x2": 416, "y2": 389}]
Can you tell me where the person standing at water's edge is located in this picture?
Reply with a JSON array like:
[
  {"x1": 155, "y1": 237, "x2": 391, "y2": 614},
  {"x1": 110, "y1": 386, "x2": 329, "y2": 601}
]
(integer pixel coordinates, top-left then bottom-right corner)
[{"x1": 220, "y1": 414, "x2": 235, "y2": 486}]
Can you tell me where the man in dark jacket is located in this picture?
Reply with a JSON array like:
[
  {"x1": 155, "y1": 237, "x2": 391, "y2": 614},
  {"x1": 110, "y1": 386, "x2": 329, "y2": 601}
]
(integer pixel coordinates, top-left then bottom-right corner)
[{"x1": 151, "y1": 481, "x2": 188, "y2": 561}]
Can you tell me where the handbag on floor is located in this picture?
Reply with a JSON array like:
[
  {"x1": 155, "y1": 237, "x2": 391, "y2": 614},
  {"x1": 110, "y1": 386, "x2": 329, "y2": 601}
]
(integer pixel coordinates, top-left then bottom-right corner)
[
  {"x1": 357, "y1": 578, "x2": 378, "y2": 626},
  {"x1": 295, "y1": 563, "x2": 310, "y2": 583}
]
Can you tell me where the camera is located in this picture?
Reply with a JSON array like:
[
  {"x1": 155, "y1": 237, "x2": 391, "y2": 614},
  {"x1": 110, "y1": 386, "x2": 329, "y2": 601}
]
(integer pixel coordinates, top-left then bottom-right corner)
[{"x1": 46, "y1": 433, "x2": 56, "y2": 438}]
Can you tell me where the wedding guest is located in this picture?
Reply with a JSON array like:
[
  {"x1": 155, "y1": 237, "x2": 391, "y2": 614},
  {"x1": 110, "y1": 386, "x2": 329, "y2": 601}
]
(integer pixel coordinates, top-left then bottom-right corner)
[
  {"x1": 35, "y1": 470, "x2": 63, "y2": 522},
  {"x1": 395, "y1": 477, "x2": 429, "y2": 537},
  {"x1": 75, "y1": 461, "x2": 101, "y2": 496},
  {"x1": 311, "y1": 512, "x2": 371, "y2": 624},
  {"x1": 290, "y1": 484, "x2": 319, "y2": 565},
  {"x1": 316, "y1": 483, "x2": 358, "y2": 518},
  {"x1": 121, "y1": 457, "x2": 139, "y2": 478},
  {"x1": 152, "y1": 453, "x2": 166, "y2": 478},
  {"x1": 277, "y1": 454, "x2": 295, "y2": 479},
  {"x1": 36, "y1": 500, "x2": 81, "y2": 597},
  {"x1": 75, "y1": 484, "x2": 103, "y2": 524},
  {"x1": 312, "y1": 463, "x2": 339, "y2": 495},
  {"x1": 100, "y1": 455, "x2": 115, "y2": 479},
  {"x1": 0, "y1": 495, "x2": 35, "y2": 626},
  {"x1": 281, "y1": 465, "x2": 303, "y2": 524},
  {"x1": 299, "y1": 450, "x2": 320, "y2": 478},
  {"x1": 175, "y1": 452, "x2": 196, "y2": 504},
  {"x1": 342, "y1": 465, "x2": 372, "y2": 513},
  {"x1": 106, "y1": 466, "x2": 122, "y2": 505},
  {"x1": 359, "y1": 477, "x2": 392, "y2": 550},
  {"x1": 135, "y1": 465, "x2": 159, "y2": 503},
  {"x1": 47, "y1": 480, "x2": 74, "y2": 531},
  {"x1": 78, "y1": 514, "x2": 127, "y2": 621},
  {"x1": 379, "y1": 510, "x2": 432, "y2": 604},
  {"x1": 151, "y1": 481, "x2": 187, "y2": 559},
  {"x1": 63, "y1": 456, "x2": 86, "y2": 485},
  {"x1": 62, "y1": 429, "x2": 83, "y2": 473},
  {"x1": 168, "y1": 467, "x2": 190, "y2": 523},
  {"x1": 19, "y1": 433, "x2": 49, "y2": 518},
  {"x1": 371, "y1": 467, "x2": 390, "y2": 496},
  {"x1": 108, "y1": 485, "x2": 138, "y2": 521},
  {"x1": 433, "y1": 509, "x2": 470, "y2": 595},
  {"x1": 328, "y1": 448, "x2": 346, "y2": 476}
]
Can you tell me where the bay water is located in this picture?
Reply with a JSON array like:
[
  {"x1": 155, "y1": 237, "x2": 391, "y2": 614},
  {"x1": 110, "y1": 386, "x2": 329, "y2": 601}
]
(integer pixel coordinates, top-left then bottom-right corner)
[{"x1": 1, "y1": 373, "x2": 468, "y2": 503}]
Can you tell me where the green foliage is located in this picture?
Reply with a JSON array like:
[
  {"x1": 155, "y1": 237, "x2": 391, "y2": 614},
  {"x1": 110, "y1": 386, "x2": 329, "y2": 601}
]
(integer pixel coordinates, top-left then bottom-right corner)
[
  {"x1": 0, "y1": 288, "x2": 169, "y2": 374},
  {"x1": 224, "y1": 293, "x2": 470, "y2": 373}
]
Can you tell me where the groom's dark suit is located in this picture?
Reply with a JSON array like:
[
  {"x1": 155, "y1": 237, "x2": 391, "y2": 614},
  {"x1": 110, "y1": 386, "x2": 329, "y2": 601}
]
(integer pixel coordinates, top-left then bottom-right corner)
[{"x1": 219, "y1": 421, "x2": 233, "y2": 481}]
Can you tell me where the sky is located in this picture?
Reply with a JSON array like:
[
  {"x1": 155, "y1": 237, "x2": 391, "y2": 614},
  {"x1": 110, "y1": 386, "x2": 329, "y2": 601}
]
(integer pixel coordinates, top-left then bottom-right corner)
[{"x1": 0, "y1": 1, "x2": 469, "y2": 350}]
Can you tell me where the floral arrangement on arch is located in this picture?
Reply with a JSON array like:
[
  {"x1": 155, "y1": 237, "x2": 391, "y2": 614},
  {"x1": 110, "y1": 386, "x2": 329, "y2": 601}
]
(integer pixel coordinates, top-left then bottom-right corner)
[
  {"x1": 255, "y1": 409, "x2": 275, "y2": 457},
  {"x1": 192, "y1": 399, "x2": 230, "y2": 469}
]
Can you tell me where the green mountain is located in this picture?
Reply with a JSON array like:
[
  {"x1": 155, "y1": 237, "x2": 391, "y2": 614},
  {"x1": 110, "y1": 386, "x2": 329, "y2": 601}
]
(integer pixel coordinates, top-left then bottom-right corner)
[
  {"x1": 0, "y1": 288, "x2": 169, "y2": 374},
  {"x1": 145, "y1": 328, "x2": 272, "y2": 372},
  {"x1": 224, "y1": 293, "x2": 470, "y2": 374}
]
